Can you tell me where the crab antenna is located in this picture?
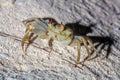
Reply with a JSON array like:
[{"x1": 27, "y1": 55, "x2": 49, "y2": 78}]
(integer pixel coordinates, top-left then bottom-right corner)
[{"x1": 60, "y1": 22, "x2": 64, "y2": 31}]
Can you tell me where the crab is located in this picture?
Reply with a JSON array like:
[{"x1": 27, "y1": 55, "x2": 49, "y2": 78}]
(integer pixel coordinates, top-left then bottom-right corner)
[{"x1": 21, "y1": 17, "x2": 95, "y2": 66}]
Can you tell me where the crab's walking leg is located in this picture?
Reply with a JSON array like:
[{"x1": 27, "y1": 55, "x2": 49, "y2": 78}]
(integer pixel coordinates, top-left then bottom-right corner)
[
  {"x1": 81, "y1": 37, "x2": 91, "y2": 62},
  {"x1": 21, "y1": 26, "x2": 31, "y2": 53},
  {"x1": 75, "y1": 40, "x2": 81, "y2": 66},
  {"x1": 25, "y1": 33, "x2": 38, "y2": 52},
  {"x1": 21, "y1": 31, "x2": 29, "y2": 53},
  {"x1": 85, "y1": 37, "x2": 95, "y2": 50},
  {"x1": 48, "y1": 37, "x2": 54, "y2": 57}
]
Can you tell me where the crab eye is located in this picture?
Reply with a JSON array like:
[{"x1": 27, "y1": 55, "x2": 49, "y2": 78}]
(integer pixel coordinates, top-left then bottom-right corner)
[{"x1": 60, "y1": 22, "x2": 64, "y2": 31}]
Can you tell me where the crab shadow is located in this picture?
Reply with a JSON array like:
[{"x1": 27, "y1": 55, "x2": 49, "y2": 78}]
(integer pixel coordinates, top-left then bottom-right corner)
[
  {"x1": 65, "y1": 22, "x2": 113, "y2": 60},
  {"x1": 65, "y1": 22, "x2": 94, "y2": 36}
]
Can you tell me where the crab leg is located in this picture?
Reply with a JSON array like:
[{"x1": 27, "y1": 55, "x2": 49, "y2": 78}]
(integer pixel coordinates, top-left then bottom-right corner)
[
  {"x1": 81, "y1": 37, "x2": 91, "y2": 62},
  {"x1": 48, "y1": 37, "x2": 54, "y2": 54},
  {"x1": 75, "y1": 40, "x2": 81, "y2": 66},
  {"x1": 85, "y1": 37, "x2": 96, "y2": 50},
  {"x1": 21, "y1": 31, "x2": 29, "y2": 53},
  {"x1": 22, "y1": 26, "x2": 34, "y2": 52},
  {"x1": 21, "y1": 26, "x2": 31, "y2": 52},
  {"x1": 48, "y1": 38, "x2": 53, "y2": 48}
]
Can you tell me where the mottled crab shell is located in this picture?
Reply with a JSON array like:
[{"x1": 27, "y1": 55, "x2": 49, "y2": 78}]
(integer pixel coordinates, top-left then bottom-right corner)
[
  {"x1": 48, "y1": 23, "x2": 73, "y2": 45},
  {"x1": 23, "y1": 18, "x2": 50, "y2": 39}
]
